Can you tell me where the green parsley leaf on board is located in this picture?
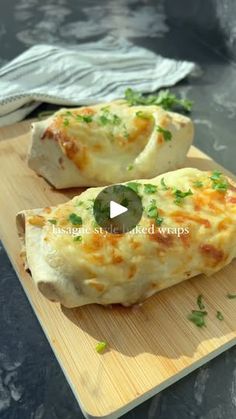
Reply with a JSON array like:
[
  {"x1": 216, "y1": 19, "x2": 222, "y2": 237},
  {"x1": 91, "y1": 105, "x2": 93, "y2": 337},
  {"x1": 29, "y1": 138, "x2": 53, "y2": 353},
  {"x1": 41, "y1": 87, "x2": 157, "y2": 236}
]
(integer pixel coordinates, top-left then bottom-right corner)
[
  {"x1": 144, "y1": 184, "x2": 157, "y2": 194},
  {"x1": 68, "y1": 213, "x2": 83, "y2": 225},
  {"x1": 156, "y1": 126, "x2": 172, "y2": 141},
  {"x1": 95, "y1": 341, "x2": 108, "y2": 354},
  {"x1": 124, "y1": 88, "x2": 193, "y2": 112},
  {"x1": 188, "y1": 310, "x2": 207, "y2": 328},
  {"x1": 197, "y1": 294, "x2": 205, "y2": 310},
  {"x1": 216, "y1": 311, "x2": 224, "y2": 321}
]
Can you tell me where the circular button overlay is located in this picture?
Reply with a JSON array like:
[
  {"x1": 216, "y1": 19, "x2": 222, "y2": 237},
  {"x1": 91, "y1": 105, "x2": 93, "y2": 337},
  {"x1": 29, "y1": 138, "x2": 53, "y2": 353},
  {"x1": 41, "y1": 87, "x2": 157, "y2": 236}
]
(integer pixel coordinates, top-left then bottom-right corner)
[{"x1": 93, "y1": 184, "x2": 143, "y2": 234}]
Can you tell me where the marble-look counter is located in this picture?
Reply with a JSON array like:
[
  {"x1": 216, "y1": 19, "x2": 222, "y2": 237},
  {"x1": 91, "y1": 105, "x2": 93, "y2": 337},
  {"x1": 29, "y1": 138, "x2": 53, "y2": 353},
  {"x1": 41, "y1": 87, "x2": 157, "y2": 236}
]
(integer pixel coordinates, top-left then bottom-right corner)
[{"x1": 0, "y1": 0, "x2": 236, "y2": 418}]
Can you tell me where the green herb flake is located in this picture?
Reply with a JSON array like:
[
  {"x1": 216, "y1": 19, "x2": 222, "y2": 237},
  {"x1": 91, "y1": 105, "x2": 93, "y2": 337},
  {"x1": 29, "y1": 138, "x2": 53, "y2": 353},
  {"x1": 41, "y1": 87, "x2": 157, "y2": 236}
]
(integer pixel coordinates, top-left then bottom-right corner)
[
  {"x1": 197, "y1": 294, "x2": 205, "y2": 310},
  {"x1": 160, "y1": 177, "x2": 169, "y2": 190},
  {"x1": 135, "y1": 111, "x2": 153, "y2": 120},
  {"x1": 98, "y1": 108, "x2": 122, "y2": 126},
  {"x1": 144, "y1": 184, "x2": 157, "y2": 194},
  {"x1": 193, "y1": 181, "x2": 203, "y2": 188},
  {"x1": 126, "y1": 182, "x2": 141, "y2": 194},
  {"x1": 124, "y1": 88, "x2": 193, "y2": 112},
  {"x1": 156, "y1": 126, "x2": 172, "y2": 141},
  {"x1": 146, "y1": 200, "x2": 158, "y2": 219},
  {"x1": 68, "y1": 213, "x2": 82, "y2": 226},
  {"x1": 210, "y1": 170, "x2": 222, "y2": 181},
  {"x1": 63, "y1": 118, "x2": 69, "y2": 127},
  {"x1": 95, "y1": 341, "x2": 108, "y2": 354},
  {"x1": 127, "y1": 164, "x2": 133, "y2": 171},
  {"x1": 216, "y1": 311, "x2": 224, "y2": 321},
  {"x1": 73, "y1": 235, "x2": 82, "y2": 242},
  {"x1": 188, "y1": 310, "x2": 207, "y2": 328},
  {"x1": 227, "y1": 293, "x2": 236, "y2": 299},
  {"x1": 173, "y1": 188, "x2": 193, "y2": 205},
  {"x1": 76, "y1": 114, "x2": 93, "y2": 123},
  {"x1": 210, "y1": 170, "x2": 229, "y2": 192},
  {"x1": 48, "y1": 219, "x2": 57, "y2": 225},
  {"x1": 156, "y1": 216, "x2": 164, "y2": 226}
]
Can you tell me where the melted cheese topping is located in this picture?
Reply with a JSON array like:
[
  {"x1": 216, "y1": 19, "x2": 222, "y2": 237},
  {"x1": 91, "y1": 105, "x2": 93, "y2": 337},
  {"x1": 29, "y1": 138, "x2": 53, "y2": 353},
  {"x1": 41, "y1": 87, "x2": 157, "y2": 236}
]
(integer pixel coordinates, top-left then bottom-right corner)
[
  {"x1": 40, "y1": 102, "x2": 180, "y2": 182},
  {"x1": 32, "y1": 168, "x2": 236, "y2": 305}
]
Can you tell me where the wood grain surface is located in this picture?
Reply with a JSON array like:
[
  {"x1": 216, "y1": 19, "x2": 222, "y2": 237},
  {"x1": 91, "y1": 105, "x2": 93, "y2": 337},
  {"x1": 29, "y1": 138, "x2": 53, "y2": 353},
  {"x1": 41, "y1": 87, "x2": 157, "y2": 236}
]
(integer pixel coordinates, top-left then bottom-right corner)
[{"x1": 0, "y1": 119, "x2": 236, "y2": 419}]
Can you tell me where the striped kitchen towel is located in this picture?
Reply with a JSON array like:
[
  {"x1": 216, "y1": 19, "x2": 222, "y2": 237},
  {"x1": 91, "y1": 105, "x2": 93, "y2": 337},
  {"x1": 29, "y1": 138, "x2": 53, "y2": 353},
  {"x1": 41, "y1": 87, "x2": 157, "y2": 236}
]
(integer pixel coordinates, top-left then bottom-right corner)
[{"x1": 0, "y1": 36, "x2": 197, "y2": 127}]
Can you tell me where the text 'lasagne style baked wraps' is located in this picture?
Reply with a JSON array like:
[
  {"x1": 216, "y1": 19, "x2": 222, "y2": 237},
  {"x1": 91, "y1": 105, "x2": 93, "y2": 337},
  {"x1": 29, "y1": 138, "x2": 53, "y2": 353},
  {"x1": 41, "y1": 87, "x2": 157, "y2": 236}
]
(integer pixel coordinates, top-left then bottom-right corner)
[
  {"x1": 28, "y1": 101, "x2": 194, "y2": 188},
  {"x1": 16, "y1": 168, "x2": 236, "y2": 308}
]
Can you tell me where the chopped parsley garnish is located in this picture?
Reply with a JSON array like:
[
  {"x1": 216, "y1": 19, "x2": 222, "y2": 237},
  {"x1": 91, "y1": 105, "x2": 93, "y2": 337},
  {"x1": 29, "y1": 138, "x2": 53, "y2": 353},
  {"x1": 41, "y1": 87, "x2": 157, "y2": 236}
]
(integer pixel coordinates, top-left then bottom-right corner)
[
  {"x1": 160, "y1": 177, "x2": 169, "y2": 190},
  {"x1": 216, "y1": 311, "x2": 224, "y2": 321},
  {"x1": 210, "y1": 170, "x2": 228, "y2": 192},
  {"x1": 173, "y1": 188, "x2": 193, "y2": 205},
  {"x1": 98, "y1": 108, "x2": 121, "y2": 126},
  {"x1": 188, "y1": 310, "x2": 207, "y2": 328},
  {"x1": 156, "y1": 216, "x2": 164, "y2": 226},
  {"x1": 127, "y1": 164, "x2": 133, "y2": 171},
  {"x1": 76, "y1": 114, "x2": 93, "y2": 123},
  {"x1": 144, "y1": 184, "x2": 157, "y2": 194},
  {"x1": 124, "y1": 88, "x2": 193, "y2": 112},
  {"x1": 146, "y1": 199, "x2": 163, "y2": 226},
  {"x1": 126, "y1": 182, "x2": 141, "y2": 194},
  {"x1": 95, "y1": 341, "x2": 108, "y2": 354},
  {"x1": 147, "y1": 202, "x2": 158, "y2": 218},
  {"x1": 48, "y1": 219, "x2": 57, "y2": 225},
  {"x1": 73, "y1": 235, "x2": 82, "y2": 242},
  {"x1": 197, "y1": 294, "x2": 205, "y2": 310},
  {"x1": 210, "y1": 170, "x2": 222, "y2": 181},
  {"x1": 227, "y1": 293, "x2": 236, "y2": 299},
  {"x1": 63, "y1": 118, "x2": 69, "y2": 127},
  {"x1": 156, "y1": 126, "x2": 172, "y2": 141},
  {"x1": 213, "y1": 181, "x2": 228, "y2": 192},
  {"x1": 135, "y1": 111, "x2": 153, "y2": 120},
  {"x1": 193, "y1": 181, "x2": 203, "y2": 188},
  {"x1": 123, "y1": 123, "x2": 129, "y2": 139},
  {"x1": 68, "y1": 213, "x2": 82, "y2": 225}
]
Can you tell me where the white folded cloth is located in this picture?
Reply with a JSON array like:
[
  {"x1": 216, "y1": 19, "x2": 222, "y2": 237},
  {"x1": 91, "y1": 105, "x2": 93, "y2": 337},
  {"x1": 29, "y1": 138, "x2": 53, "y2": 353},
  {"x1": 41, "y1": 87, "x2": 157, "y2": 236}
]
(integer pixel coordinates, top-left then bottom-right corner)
[{"x1": 0, "y1": 36, "x2": 197, "y2": 127}]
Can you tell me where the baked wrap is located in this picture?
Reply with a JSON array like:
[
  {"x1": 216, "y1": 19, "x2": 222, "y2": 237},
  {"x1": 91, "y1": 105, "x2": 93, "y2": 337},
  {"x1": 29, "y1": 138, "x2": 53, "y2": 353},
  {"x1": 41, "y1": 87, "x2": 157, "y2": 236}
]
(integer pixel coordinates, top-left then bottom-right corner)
[
  {"x1": 16, "y1": 168, "x2": 236, "y2": 307},
  {"x1": 28, "y1": 102, "x2": 193, "y2": 188}
]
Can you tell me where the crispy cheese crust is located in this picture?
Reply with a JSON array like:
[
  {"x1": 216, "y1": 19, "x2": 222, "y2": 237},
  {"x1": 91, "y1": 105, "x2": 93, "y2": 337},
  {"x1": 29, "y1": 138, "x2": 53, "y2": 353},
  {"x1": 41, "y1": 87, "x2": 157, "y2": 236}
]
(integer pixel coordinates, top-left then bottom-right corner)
[
  {"x1": 28, "y1": 102, "x2": 193, "y2": 188},
  {"x1": 17, "y1": 168, "x2": 236, "y2": 307}
]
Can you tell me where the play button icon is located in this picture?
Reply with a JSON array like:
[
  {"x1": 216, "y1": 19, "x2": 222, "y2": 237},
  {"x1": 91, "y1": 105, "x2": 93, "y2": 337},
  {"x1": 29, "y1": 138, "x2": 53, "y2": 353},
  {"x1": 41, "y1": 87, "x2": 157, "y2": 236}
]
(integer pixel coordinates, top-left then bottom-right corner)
[
  {"x1": 93, "y1": 184, "x2": 143, "y2": 234},
  {"x1": 110, "y1": 201, "x2": 128, "y2": 219}
]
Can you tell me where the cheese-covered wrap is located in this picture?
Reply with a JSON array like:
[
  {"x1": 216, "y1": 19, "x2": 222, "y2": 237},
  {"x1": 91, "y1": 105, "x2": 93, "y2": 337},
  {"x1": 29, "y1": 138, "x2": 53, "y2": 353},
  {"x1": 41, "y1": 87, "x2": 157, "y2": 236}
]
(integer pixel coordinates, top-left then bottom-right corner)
[
  {"x1": 28, "y1": 102, "x2": 193, "y2": 188},
  {"x1": 17, "y1": 168, "x2": 236, "y2": 307}
]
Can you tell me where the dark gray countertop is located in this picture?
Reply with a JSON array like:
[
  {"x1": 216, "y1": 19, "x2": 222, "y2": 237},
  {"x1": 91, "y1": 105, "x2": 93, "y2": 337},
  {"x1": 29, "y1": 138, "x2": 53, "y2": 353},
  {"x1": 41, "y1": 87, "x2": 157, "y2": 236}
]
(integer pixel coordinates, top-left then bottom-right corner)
[{"x1": 0, "y1": 1, "x2": 236, "y2": 418}]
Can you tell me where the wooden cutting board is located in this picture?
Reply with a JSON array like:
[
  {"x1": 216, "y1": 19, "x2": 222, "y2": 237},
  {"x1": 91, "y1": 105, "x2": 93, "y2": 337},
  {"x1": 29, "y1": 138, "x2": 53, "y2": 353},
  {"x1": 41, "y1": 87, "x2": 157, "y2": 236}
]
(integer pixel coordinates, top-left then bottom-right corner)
[{"x1": 0, "y1": 119, "x2": 236, "y2": 419}]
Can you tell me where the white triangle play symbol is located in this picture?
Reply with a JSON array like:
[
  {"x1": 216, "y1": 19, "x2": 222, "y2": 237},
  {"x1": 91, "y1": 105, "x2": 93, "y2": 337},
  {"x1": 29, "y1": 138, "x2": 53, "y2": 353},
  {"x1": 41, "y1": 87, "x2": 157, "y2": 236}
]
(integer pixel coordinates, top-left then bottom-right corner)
[{"x1": 110, "y1": 201, "x2": 128, "y2": 219}]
